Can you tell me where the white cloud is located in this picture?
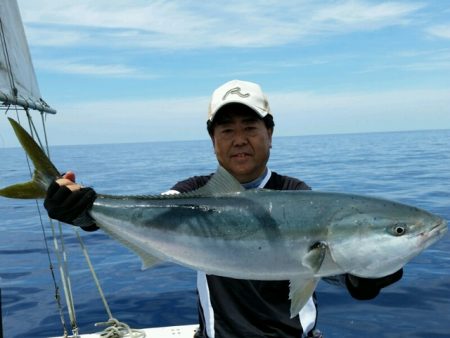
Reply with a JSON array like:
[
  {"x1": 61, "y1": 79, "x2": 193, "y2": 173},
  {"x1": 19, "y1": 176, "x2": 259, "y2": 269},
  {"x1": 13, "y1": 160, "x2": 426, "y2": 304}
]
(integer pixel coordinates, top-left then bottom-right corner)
[
  {"x1": 426, "y1": 24, "x2": 450, "y2": 39},
  {"x1": 25, "y1": 27, "x2": 87, "y2": 47},
  {"x1": 312, "y1": 1, "x2": 423, "y2": 30},
  {"x1": 35, "y1": 58, "x2": 153, "y2": 78},
  {"x1": 271, "y1": 88, "x2": 450, "y2": 136},
  {"x1": 43, "y1": 95, "x2": 210, "y2": 145},
  {"x1": 2, "y1": 87, "x2": 448, "y2": 147},
  {"x1": 356, "y1": 48, "x2": 450, "y2": 73},
  {"x1": 23, "y1": 87, "x2": 447, "y2": 146},
  {"x1": 18, "y1": 0, "x2": 424, "y2": 49}
]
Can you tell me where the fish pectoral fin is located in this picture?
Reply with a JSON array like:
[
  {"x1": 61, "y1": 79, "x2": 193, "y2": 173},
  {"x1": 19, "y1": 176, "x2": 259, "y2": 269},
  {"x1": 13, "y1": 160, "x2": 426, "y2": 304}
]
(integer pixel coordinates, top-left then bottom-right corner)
[
  {"x1": 302, "y1": 241, "x2": 327, "y2": 273},
  {"x1": 315, "y1": 244, "x2": 344, "y2": 276},
  {"x1": 289, "y1": 277, "x2": 319, "y2": 318}
]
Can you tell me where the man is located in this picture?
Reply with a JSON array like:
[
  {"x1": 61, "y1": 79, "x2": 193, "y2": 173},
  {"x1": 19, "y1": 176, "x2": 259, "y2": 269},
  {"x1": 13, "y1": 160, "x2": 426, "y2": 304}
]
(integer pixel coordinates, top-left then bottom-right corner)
[{"x1": 45, "y1": 80, "x2": 402, "y2": 338}]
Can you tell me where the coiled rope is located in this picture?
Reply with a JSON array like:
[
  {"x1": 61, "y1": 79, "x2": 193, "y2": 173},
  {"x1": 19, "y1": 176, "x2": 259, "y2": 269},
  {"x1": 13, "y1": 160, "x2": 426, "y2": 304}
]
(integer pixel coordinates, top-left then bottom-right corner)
[{"x1": 96, "y1": 318, "x2": 145, "y2": 338}]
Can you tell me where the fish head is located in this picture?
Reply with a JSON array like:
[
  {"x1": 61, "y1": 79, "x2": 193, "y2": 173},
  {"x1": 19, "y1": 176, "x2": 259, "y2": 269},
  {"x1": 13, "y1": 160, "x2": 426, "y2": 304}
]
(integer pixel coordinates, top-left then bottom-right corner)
[{"x1": 327, "y1": 197, "x2": 447, "y2": 278}]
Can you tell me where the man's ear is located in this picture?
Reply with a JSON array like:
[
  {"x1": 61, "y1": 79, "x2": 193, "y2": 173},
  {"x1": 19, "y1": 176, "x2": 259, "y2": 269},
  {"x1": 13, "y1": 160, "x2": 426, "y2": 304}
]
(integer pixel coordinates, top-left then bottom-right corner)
[
  {"x1": 210, "y1": 135, "x2": 217, "y2": 153},
  {"x1": 267, "y1": 128, "x2": 273, "y2": 147}
]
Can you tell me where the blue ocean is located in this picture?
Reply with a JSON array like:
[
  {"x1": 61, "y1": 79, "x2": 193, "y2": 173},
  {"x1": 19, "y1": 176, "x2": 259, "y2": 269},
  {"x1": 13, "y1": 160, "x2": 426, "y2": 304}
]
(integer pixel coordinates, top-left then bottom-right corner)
[{"x1": 1, "y1": 130, "x2": 449, "y2": 338}]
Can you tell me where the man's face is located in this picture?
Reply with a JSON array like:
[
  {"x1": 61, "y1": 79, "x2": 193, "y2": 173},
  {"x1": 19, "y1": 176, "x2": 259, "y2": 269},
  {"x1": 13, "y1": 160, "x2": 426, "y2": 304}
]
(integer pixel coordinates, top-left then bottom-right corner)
[{"x1": 212, "y1": 107, "x2": 273, "y2": 183}]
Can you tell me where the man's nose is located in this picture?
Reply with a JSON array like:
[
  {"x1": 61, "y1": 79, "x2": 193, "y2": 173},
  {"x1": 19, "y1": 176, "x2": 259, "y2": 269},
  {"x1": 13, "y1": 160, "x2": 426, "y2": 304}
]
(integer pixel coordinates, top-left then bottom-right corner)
[{"x1": 232, "y1": 128, "x2": 248, "y2": 146}]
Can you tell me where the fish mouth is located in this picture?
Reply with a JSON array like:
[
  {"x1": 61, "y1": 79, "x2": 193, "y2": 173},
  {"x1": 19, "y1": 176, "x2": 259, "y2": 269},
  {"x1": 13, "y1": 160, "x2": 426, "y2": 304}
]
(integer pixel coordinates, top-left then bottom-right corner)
[{"x1": 420, "y1": 218, "x2": 448, "y2": 247}]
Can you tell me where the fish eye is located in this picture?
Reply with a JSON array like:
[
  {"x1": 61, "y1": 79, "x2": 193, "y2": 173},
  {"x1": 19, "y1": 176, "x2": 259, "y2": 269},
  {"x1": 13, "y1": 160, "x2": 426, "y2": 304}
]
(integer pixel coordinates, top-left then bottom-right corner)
[{"x1": 392, "y1": 224, "x2": 407, "y2": 236}]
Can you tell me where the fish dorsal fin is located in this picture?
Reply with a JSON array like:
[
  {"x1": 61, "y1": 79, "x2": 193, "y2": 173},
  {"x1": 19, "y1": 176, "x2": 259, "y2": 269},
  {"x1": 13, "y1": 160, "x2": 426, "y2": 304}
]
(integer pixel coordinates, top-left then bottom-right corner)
[{"x1": 191, "y1": 166, "x2": 244, "y2": 196}]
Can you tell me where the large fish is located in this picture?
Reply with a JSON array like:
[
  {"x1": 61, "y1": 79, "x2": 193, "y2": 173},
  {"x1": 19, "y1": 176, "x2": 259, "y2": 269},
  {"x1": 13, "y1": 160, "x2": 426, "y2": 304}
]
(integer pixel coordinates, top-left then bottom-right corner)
[{"x1": 1, "y1": 118, "x2": 447, "y2": 317}]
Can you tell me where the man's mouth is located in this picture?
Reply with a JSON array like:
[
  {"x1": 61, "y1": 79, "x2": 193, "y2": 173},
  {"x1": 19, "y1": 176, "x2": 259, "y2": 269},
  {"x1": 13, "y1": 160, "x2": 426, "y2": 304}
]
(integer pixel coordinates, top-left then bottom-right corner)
[{"x1": 231, "y1": 152, "x2": 251, "y2": 158}]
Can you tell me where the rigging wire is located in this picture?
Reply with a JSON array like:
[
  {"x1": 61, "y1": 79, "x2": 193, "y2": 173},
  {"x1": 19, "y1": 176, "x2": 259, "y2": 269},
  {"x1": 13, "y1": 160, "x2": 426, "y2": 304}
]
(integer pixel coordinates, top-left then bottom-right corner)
[
  {"x1": 2, "y1": 10, "x2": 70, "y2": 335},
  {"x1": 25, "y1": 110, "x2": 46, "y2": 151},
  {"x1": 41, "y1": 111, "x2": 51, "y2": 157},
  {"x1": 13, "y1": 110, "x2": 73, "y2": 337},
  {"x1": 2, "y1": 10, "x2": 124, "y2": 336},
  {"x1": 28, "y1": 112, "x2": 80, "y2": 336},
  {"x1": 51, "y1": 220, "x2": 79, "y2": 337},
  {"x1": 5, "y1": 109, "x2": 145, "y2": 337},
  {"x1": 2, "y1": 10, "x2": 140, "y2": 336}
]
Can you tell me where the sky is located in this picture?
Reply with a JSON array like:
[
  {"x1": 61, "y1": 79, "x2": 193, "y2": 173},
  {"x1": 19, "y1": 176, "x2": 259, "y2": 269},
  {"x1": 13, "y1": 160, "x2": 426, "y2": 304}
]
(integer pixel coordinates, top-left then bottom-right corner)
[{"x1": 1, "y1": 0, "x2": 450, "y2": 146}]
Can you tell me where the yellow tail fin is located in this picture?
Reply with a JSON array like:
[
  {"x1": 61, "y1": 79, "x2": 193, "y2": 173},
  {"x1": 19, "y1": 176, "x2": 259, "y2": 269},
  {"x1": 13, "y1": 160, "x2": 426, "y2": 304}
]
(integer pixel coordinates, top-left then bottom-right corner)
[{"x1": 0, "y1": 118, "x2": 59, "y2": 199}]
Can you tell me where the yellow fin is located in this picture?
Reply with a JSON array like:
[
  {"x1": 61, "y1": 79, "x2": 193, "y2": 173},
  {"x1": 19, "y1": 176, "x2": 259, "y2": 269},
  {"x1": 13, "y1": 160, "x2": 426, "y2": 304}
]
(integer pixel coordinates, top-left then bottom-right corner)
[
  {"x1": 0, "y1": 118, "x2": 59, "y2": 199},
  {"x1": 289, "y1": 277, "x2": 319, "y2": 318}
]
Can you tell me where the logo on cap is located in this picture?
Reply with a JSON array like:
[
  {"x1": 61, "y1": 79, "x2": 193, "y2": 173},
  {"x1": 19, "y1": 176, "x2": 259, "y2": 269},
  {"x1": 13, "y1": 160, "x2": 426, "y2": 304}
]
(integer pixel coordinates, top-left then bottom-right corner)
[{"x1": 222, "y1": 87, "x2": 250, "y2": 101}]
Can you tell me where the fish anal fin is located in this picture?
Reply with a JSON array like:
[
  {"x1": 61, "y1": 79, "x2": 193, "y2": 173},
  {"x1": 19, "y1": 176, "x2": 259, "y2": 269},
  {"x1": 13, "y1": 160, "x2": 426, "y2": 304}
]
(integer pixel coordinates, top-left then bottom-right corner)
[
  {"x1": 119, "y1": 239, "x2": 162, "y2": 270},
  {"x1": 289, "y1": 277, "x2": 319, "y2": 318},
  {"x1": 97, "y1": 222, "x2": 162, "y2": 270},
  {"x1": 139, "y1": 252, "x2": 162, "y2": 270}
]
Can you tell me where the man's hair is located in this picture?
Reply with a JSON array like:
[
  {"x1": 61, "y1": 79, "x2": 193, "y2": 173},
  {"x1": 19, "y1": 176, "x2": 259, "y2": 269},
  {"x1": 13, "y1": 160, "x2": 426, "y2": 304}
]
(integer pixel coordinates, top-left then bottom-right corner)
[{"x1": 206, "y1": 104, "x2": 275, "y2": 137}]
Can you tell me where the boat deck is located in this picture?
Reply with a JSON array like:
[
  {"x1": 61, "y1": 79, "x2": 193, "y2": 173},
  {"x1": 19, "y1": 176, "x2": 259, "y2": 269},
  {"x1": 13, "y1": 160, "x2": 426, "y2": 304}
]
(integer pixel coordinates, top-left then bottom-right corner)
[{"x1": 50, "y1": 324, "x2": 198, "y2": 338}]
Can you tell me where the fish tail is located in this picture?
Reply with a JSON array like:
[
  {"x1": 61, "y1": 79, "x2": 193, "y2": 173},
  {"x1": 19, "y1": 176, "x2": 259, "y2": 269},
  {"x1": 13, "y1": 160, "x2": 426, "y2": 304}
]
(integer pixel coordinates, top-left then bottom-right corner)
[{"x1": 0, "y1": 118, "x2": 60, "y2": 199}]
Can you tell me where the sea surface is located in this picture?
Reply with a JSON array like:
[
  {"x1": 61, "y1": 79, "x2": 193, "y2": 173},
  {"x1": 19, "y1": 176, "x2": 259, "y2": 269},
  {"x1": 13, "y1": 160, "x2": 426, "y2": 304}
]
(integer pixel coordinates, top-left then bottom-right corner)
[{"x1": 1, "y1": 129, "x2": 449, "y2": 338}]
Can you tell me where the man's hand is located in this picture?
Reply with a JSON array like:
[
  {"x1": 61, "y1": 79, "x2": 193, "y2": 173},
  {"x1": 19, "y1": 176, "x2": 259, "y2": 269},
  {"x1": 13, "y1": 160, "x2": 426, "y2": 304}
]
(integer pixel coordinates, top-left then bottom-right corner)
[
  {"x1": 56, "y1": 171, "x2": 81, "y2": 191},
  {"x1": 44, "y1": 171, "x2": 98, "y2": 231}
]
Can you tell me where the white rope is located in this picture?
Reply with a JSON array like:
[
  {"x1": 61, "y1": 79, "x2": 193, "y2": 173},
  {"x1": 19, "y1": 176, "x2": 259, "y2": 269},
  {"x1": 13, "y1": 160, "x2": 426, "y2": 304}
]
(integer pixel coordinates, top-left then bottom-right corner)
[
  {"x1": 75, "y1": 230, "x2": 146, "y2": 338},
  {"x1": 95, "y1": 318, "x2": 145, "y2": 338}
]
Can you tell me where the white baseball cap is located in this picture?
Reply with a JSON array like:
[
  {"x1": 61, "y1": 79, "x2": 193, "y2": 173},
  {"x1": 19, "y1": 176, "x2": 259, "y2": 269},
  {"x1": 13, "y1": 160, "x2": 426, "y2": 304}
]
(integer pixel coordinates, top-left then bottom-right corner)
[{"x1": 207, "y1": 79, "x2": 272, "y2": 123}]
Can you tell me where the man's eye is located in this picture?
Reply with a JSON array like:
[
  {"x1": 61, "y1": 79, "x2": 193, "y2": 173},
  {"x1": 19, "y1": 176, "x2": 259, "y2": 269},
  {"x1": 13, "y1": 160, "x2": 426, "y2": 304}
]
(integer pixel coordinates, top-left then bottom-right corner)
[
  {"x1": 219, "y1": 128, "x2": 234, "y2": 136},
  {"x1": 245, "y1": 126, "x2": 259, "y2": 134}
]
